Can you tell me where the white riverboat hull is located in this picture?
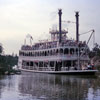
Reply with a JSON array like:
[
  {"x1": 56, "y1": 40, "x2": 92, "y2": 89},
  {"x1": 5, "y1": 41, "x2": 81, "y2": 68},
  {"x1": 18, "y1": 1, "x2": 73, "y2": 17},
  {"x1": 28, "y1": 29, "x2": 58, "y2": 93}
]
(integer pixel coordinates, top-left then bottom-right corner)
[{"x1": 20, "y1": 68, "x2": 98, "y2": 75}]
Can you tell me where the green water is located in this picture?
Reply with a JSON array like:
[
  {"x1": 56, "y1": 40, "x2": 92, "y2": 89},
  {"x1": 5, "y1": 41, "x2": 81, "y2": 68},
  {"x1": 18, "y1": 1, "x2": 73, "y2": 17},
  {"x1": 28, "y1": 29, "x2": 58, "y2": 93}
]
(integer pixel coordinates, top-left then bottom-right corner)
[{"x1": 0, "y1": 72, "x2": 100, "y2": 100}]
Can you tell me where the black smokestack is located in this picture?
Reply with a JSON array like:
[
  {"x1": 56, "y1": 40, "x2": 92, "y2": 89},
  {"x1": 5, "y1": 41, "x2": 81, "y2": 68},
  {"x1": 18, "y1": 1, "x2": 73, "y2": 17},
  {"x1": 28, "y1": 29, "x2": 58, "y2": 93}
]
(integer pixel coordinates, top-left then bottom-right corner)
[
  {"x1": 58, "y1": 9, "x2": 62, "y2": 43},
  {"x1": 75, "y1": 12, "x2": 79, "y2": 42}
]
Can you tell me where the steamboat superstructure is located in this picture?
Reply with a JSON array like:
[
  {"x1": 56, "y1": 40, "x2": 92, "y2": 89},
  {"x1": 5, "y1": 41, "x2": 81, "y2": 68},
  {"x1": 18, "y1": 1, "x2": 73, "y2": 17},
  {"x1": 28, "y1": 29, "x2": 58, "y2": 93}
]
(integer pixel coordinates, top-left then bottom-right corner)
[{"x1": 18, "y1": 9, "x2": 97, "y2": 75}]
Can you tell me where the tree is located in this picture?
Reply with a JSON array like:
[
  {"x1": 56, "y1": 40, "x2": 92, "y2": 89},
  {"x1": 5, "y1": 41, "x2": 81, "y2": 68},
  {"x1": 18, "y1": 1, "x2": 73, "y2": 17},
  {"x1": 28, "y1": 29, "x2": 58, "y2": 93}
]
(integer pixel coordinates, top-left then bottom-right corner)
[
  {"x1": 89, "y1": 43, "x2": 100, "y2": 58},
  {"x1": 0, "y1": 43, "x2": 3, "y2": 54}
]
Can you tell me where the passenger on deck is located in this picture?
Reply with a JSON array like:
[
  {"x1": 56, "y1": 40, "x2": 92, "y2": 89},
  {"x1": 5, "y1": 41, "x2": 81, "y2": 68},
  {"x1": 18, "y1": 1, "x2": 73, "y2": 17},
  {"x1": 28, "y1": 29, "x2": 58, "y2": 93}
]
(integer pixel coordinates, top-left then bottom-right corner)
[
  {"x1": 82, "y1": 65, "x2": 86, "y2": 70},
  {"x1": 91, "y1": 63, "x2": 95, "y2": 70},
  {"x1": 87, "y1": 63, "x2": 92, "y2": 70}
]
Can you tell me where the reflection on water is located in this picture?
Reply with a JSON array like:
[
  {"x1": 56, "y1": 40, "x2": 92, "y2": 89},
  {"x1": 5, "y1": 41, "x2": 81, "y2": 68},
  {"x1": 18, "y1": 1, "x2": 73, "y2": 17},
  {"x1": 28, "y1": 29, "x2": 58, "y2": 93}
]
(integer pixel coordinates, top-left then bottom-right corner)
[{"x1": 0, "y1": 73, "x2": 100, "y2": 100}]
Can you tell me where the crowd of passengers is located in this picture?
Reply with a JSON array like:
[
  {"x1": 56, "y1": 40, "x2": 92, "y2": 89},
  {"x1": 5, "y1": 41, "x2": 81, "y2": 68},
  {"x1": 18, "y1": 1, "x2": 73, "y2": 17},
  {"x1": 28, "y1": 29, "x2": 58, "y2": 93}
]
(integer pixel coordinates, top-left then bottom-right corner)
[
  {"x1": 81, "y1": 63, "x2": 96, "y2": 70},
  {"x1": 21, "y1": 40, "x2": 86, "y2": 50}
]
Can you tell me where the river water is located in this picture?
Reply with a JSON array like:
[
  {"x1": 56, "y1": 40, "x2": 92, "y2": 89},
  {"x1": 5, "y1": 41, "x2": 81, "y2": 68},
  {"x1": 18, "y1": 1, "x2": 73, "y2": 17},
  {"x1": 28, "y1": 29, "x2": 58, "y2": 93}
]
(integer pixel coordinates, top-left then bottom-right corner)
[{"x1": 0, "y1": 72, "x2": 100, "y2": 100}]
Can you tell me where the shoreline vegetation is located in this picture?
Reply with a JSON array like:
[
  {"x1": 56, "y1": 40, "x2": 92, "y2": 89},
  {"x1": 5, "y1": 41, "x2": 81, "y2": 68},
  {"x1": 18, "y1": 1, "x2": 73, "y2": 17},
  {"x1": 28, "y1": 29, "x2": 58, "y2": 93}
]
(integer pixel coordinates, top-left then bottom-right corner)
[
  {"x1": 0, "y1": 43, "x2": 19, "y2": 75},
  {"x1": 89, "y1": 43, "x2": 100, "y2": 71},
  {"x1": 0, "y1": 55, "x2": 18, "y2": 75}
]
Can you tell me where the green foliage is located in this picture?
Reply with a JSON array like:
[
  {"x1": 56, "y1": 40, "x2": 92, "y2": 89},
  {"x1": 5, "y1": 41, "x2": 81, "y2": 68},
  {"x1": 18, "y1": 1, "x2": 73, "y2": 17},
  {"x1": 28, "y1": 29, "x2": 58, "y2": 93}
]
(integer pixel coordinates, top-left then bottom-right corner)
[
  {"x1": 89, "y1": 43, "x2": 100, "y2": 58},
  {"x1": 0, "y1": 44, "x2": 3, "y2": 54},
  {"x1": 0, "y1": 55, "x2": 18, "y2": 75}
]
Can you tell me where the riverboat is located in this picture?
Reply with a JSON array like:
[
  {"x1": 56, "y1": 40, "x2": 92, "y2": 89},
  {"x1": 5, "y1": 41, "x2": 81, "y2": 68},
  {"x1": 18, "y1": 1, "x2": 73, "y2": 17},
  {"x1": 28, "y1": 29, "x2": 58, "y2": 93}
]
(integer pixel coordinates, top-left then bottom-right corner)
[{"x1": 18, "y1": 9, "x2": 98, "y2": 75}]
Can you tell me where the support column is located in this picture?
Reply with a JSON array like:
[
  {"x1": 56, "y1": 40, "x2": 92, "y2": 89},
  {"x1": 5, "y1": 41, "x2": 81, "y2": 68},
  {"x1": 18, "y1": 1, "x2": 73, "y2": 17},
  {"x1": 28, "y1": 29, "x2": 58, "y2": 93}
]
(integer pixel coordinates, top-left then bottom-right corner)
[
  {"x1": 54, "y1": 61, "x2": 56, "y2": 71},
  {"x1": 62, "y1": 61, "x2": 64, "y2": 71},
  {"x1": 48, "y1": 61, "x2": 50, "y2": 71},
  {"x1": 43, "y1": 61, "x2": 44, "y2": 71},
  {"x1": 37, "y1": 62, "x2": 39, "y2": 70},
  {"x1": 33, "y1": 62, "x2": 34, "y2": 70},
  {"x1": 28, "y1": 61, "x2": 30, "y2": 70}
]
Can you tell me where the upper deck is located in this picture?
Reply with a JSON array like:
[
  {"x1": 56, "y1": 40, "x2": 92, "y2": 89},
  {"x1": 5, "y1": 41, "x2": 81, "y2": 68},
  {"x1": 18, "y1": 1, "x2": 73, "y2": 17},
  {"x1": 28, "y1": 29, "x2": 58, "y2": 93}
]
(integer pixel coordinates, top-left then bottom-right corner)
[{"x1": 20, "y1": 39, "x2": 87, "y2": 51}]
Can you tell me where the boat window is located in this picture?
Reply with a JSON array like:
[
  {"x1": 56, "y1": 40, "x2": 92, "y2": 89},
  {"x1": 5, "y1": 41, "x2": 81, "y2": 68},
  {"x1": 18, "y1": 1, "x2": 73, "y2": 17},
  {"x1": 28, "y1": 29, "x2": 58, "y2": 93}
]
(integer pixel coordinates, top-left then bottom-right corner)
[
  {"x1": 39, "y1": 62, "x2": 43, "y2": 67},
  {"x1": 26, "y1": 62, "x2": 29, "y2": 66},
  {"x1": 30, "y1": 52, "x2": 32, "y2": 56},
  {"x1": 30, "y1": 61, "x2": 33, "y2": 66},
  {"x1": 26, "y1": 53, "x2": 28, "y2": 56},
  {"x1": 34, "y1": 62, "x2": 38, "y2": 67},
  {"x1": 56, "y1": 49, "x2": 59, "y2": 54},
  {"x1": 39, "y1": 52, "x2": 41, "y2": 56},
  {"x1": 22, "y1": 60, "x2": 26, "y2": 66},
  {"x1": 50, "y1": 61, "x2": 54, "y2": 67},
  {"x1": 60, "y1": 48, "x2": 63, "y2": 54},
  {"x1": 63, "y1": 60, "x2": 71, "y2": 67},
  {"x1": 45, "y1": 51, "x2": 47, "y2": 56},
  {"x1": 70, "y1": 48, "x2": 74, "y2": 54},
  {"x1": 50, "y1": 50, "x2": 52, "y2": 55},
  {"x1": 29, "y1": 52, "x2": 31, "y2": 56},
  {"x1": 48, "y1": 51, "x2": 49, "y2": 56},
  {"x1": 63, "y1": 61, "x2": 67, "y2": 67},
  {"x1": 41, "y1": 52, "x2": 43, "y2": 56},
  {"x1": 44, "y1": 62, "x2": 48, "y2": 67},
  {"x1": 64, "y1": 48, "x2": 69, "y2": 54},
  {"x1": 46, "y1": 51, "x2": 48, "y2": 56}
]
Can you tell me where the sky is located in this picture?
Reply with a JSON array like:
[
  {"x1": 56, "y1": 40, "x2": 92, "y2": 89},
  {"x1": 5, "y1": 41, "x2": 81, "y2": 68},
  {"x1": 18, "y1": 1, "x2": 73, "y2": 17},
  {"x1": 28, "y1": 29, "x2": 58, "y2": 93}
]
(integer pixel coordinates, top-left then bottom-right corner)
[{"x1": 0, "y1": 0, "x2": 100, "y2": 55}]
